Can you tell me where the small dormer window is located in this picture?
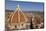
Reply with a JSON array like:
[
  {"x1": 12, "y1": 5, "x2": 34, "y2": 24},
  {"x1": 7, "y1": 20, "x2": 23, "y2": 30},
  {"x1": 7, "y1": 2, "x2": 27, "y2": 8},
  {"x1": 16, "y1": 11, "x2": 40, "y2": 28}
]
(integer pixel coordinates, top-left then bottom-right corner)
[
  {"x1": 22, "y1": 24, "x2": 23, "y2": 26},
  {"x1": 15, "y1": 25, "x2": 17, "y2": 28}
]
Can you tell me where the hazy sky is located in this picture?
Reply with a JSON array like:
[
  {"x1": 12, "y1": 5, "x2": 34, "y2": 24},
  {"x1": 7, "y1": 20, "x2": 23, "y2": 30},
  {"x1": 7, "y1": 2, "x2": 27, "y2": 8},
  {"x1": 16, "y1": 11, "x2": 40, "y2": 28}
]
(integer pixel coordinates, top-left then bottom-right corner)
[{"x1": 5, "y1": 0, "x2": 44, "y2": 12}]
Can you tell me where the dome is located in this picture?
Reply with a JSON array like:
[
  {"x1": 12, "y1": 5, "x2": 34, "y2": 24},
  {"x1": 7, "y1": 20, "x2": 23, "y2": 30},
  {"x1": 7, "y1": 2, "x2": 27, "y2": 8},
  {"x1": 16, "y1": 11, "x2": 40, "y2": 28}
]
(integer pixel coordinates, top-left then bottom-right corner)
[{"x1": 8, "y1": 4, "x2": 28, "y2": 24}]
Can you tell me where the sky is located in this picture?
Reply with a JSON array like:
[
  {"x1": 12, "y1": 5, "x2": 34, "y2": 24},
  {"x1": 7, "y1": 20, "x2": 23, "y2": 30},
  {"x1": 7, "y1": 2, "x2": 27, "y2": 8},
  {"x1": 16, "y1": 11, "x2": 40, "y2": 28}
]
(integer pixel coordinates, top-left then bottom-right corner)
[{"x1": 5, "y1": 0, "x2": 44, "y2": 12}]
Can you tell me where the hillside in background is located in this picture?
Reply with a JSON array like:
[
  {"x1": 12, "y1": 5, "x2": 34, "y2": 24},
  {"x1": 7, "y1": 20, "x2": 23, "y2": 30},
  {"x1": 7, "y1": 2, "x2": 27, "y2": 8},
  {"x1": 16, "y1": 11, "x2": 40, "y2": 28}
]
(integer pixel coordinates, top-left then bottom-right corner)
[{"x1": 5, "y1": 10, "x2": 44, "y2": 14}]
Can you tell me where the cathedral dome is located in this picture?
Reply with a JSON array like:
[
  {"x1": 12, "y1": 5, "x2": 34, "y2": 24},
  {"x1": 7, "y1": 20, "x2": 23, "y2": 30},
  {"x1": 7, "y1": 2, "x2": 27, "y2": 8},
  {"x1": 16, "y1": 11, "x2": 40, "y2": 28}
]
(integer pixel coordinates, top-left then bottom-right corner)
[
  {"x1": 8, "y1": 4, "x2": 28, "y2": 24},
  {"x1": 7, "y1": 4, "x2": 30, "y2": 30}
]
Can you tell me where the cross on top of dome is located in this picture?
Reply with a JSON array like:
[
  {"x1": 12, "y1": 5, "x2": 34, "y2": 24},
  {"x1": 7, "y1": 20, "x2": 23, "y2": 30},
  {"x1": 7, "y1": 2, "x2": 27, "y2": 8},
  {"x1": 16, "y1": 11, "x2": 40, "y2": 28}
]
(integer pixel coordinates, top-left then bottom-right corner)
[
  {"x1": 17, "y1": 4, "x2": 19, "y2": 8},
  {"x1": 16, "y1": 4, "x2": 20, "y2": 11}
]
